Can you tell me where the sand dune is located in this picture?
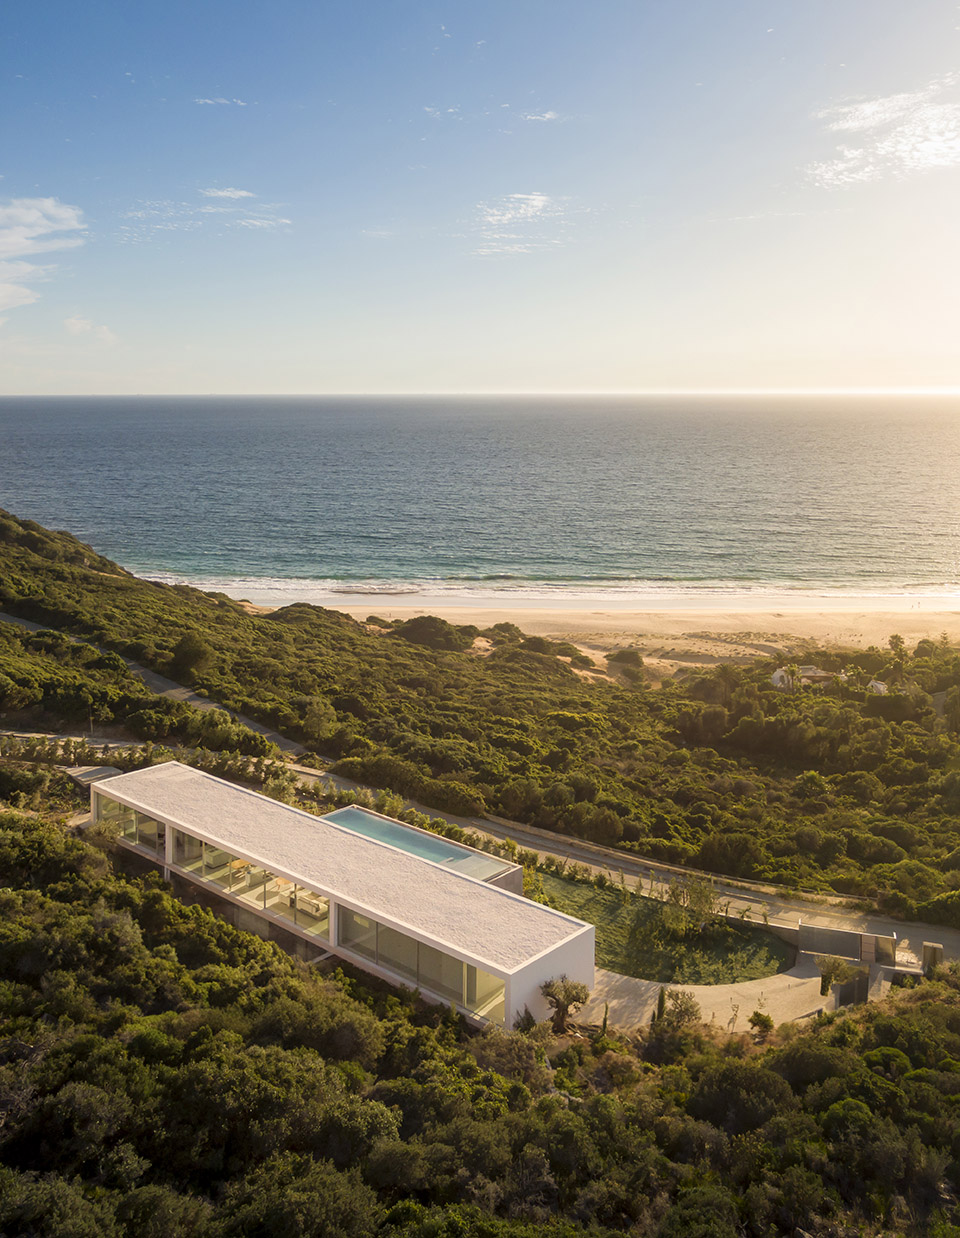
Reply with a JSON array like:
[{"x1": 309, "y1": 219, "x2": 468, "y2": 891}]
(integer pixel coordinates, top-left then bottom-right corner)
[{"x1": 323, "y1": 596, "x2": 960, "y2": 679}]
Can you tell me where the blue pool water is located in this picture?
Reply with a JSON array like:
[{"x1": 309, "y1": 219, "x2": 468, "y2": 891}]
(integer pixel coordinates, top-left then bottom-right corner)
[{"x1": 322, "y1": 806, "x2": 510, "y2": 881}]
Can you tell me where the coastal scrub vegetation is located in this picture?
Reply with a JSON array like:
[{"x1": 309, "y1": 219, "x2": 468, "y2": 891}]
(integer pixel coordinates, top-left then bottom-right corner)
[
  {"x1": 0, "y1": 619, "x2": 276, "y2": 758},
  {"x1": 5, "y1": 509, "x2": 960, "y2": 918},
  {"x1": 3, "y1": 799, "x2": 960, "y2": 1236}
]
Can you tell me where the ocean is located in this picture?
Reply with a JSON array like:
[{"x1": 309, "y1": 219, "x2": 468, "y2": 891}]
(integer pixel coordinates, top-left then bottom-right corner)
[{"x1": 1, "y1": 394, "x2": 959, "y2": 607}]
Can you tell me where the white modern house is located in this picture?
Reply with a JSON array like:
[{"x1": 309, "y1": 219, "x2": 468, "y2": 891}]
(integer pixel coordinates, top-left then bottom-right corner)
[{"x1": 90, "y1": 761, "x2": 594, "y2": 1027}]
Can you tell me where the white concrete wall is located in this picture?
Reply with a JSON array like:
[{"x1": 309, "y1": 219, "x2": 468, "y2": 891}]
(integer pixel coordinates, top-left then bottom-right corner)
[
  {"x1": 506, "y1": 925, "x2": 595, "y2": 1028},
  {"x1": 487, "y1": 866, "x2": 524, "y2": 895}
]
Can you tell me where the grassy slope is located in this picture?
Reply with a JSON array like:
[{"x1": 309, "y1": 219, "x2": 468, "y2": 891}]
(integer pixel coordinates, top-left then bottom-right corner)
[
  {"x1": 540, "y1": 873, "x2": 792, "y2": 984},
  {"x1": 0, "y1": 617, "x2": 276, "y2": 758}
]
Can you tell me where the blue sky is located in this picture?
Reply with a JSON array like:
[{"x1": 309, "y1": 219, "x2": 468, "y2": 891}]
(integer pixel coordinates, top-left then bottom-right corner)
[{"x1": 3, "y1": 0, "x2": 959, "y2": 393}]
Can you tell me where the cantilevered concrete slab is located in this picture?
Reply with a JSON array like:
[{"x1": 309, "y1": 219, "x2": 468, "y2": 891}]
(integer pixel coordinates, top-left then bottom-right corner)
[{"x1": 93, "y1": 762, "x2": 593, "y2": 984}]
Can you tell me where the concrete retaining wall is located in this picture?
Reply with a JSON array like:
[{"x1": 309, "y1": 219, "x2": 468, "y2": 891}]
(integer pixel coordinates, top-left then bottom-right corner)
[{"x1": 799, "y1": 924, "x2": 862, "y2": 961}]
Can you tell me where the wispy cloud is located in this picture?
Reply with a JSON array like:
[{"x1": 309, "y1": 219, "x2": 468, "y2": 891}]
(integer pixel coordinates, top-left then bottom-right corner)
[
  {"x1": 195, "y1": 97, "x2": 247, "y2": 106},
  {"x1": 0, "y1": 197, "x2": 86, "y2": 322},
  {"x1": 64, "y1": 314, "x2": 117, "y2": 345},
  {"x1": 423, "y1": 101, "x2": 559, "y2": 129},
  {"x1": 472, "y1": 191, "x2": 568, "y2": 255},
  {"x1": 118, "y1": 189, "x2": 289, "y2": 242},
  {"x1": 808, "y1": 74, "x2": 960, "y2": 187},
  {"x1": 235, "y1": 217, "x2": 291, "y2": 229},
  {"x1": 199, "y1": 187, "x2": 255, "y2": 199}
]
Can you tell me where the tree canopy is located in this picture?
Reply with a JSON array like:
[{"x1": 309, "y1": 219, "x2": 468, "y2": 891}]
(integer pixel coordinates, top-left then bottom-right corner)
[{"x1": 2, "y1": 801, "x2": 960, "y2": 1235}]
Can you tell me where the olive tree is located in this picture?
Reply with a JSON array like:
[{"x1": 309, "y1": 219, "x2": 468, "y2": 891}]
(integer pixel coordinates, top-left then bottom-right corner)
[{"x1": 540, "y1": 976, "x2": 590, "y2": 1033}]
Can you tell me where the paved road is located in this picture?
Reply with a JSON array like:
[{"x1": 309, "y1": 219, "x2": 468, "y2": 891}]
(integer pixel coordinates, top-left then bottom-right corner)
[{"x1": 0, "y1": 611, "x2": 305, "y2": 755}]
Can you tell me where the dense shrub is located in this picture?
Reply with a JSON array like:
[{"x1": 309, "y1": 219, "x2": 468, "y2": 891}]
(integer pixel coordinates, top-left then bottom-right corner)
[{"x1": 2, "y1": 800, "x2": 960, "y2": 1235}]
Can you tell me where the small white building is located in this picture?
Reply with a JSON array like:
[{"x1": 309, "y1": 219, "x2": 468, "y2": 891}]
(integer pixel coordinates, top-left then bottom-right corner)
[
  {"x1": 867, "y1": 679, "x2": 889, "y2": 695},
  {"x1": 770, "y1": 668, "x2": 793, "y2": 690},
  {"x1": 90, "y1": 761, "x2": 594, "y2": 1028}
]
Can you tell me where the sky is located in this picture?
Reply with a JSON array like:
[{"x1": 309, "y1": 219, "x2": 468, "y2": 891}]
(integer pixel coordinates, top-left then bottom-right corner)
[{"x1": 2, "y1": 0, "x2": 960, "y2": 395}]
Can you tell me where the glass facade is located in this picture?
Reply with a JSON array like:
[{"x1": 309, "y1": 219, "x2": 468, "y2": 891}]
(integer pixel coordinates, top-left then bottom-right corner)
[
  {"x1": 95, "y1": 790, "x2": 504, "y2": 1022},
  {"x1": 94, "y1": 793, "x2": 163, "y2": 858},
  {"x1": 289, "y1": 886, "x2": 330, "y2": 936},
  {"x1": 173, "y1": 828, "x2": 203, "y2": 872},
  {"x1": 95, "y1": 795, "x2": 136, "y2": 841},
  {"x1": 466, "y1": 964, "x2": 507, "y2": 1023},
  {"x1": 135, "y1": 811, "x2": 164, "y2": 857},
  {"x1": 339, "y1": 908, "x2": 378, "y2": 962},
  {"x1": 337, "y1": 909, "x2": 505, "y2": 1023},
  {"x1": 418, "y1": 941, "x2": 467, "y2": 1003},
  {"x1": 168, "y1": 827, "x2": 332, "y2": 941},
  {"x1": 377, "y1": 923, "x2": 418, "y2": 984}
]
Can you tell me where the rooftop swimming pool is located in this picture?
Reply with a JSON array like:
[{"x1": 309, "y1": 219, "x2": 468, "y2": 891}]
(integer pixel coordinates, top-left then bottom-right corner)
[{"x1": 322, "y1": 806, "x2": 512, "y2": 882}]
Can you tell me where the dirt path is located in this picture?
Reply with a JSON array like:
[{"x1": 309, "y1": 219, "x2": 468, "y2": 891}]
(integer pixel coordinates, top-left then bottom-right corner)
[{"x1": 0, "y1": 611, "x2": 305, "y2": 755}]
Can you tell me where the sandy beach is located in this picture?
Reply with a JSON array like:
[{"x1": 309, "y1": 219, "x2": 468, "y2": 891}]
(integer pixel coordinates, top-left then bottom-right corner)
[
  {"x1": 321, "y1": 593, "x2": 960, "y2": 646},
  {"x1": 243, "y1": 589, "x2": 960, "y2": 679}
]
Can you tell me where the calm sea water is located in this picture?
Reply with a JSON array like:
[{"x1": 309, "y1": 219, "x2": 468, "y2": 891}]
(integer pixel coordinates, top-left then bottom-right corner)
[{"x1": 1, "y1": 395, "x2": 959, "y2": 605}]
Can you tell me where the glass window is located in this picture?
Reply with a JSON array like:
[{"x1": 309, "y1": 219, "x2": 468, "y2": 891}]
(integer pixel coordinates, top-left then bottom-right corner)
[
  {"x1": 268, "y1": 877, "x2": 297, "y2": 927},
  {"x1": 334, "y1": 910, "x2": 494, "y2": 1014},
  {"x1": 265, "y1": 884, "x2": 330, "y2": 938},
  {"x1": 378, "y1": 924, "x2": 418, "y2": 983},
  {"x1": 135, "y1": 812, "x2": 162, "y2": 856},
  {"x1": 96, "y1": 795, "x2": 136, "y2": 841},
  {"x1": 418, "y1": 943, "x2": 465, "y2": 1004},
  {"x1": 115, "y1": 801, "x2": 138, "y2": 841},
  {"x1": 96, "y1": 797, "x2": 168, "y2": 859},
  {"x1": 339, "y1": 908, "x2": 377, "y2": 961},
  {"x1": 173, "y1": 828, "x2": 203, "y2": 872},
  {"x1": 204, "y1": 845, "x2": 236, "y2": 888},
  {"x1": 465, "y1": 965, "x2": 505, "y2": 1024},
  {"x1": 236, "y1": 864, "x2": 269, "y2": 907},
  {"x1": 94, "y1": 794, "x2": 120, "y2": 825},
  {"x1": 263, "y1": 871, "x2": 285, "y2": 910}
]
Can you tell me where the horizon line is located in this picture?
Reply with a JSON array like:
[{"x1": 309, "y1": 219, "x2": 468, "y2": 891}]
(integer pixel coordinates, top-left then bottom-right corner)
[{"x1": 4, "y1": 387, "x2": 960, "y2": 398}]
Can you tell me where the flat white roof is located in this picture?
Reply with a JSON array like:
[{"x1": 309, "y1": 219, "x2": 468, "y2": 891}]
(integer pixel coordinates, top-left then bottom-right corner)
[{"x1": 94, "y1": 762, "x2": 589, "y2": 973}]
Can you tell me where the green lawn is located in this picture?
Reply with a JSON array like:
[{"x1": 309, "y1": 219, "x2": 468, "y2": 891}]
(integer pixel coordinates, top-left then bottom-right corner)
[{"x1": 541, "y1": 873, "x2": 793, "y2": 985}]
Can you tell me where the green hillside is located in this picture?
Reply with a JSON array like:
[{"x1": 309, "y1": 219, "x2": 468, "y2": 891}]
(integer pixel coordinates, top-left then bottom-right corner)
[{"x1": 4, "y1": 508, "x2": 960, "y2": 916}]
